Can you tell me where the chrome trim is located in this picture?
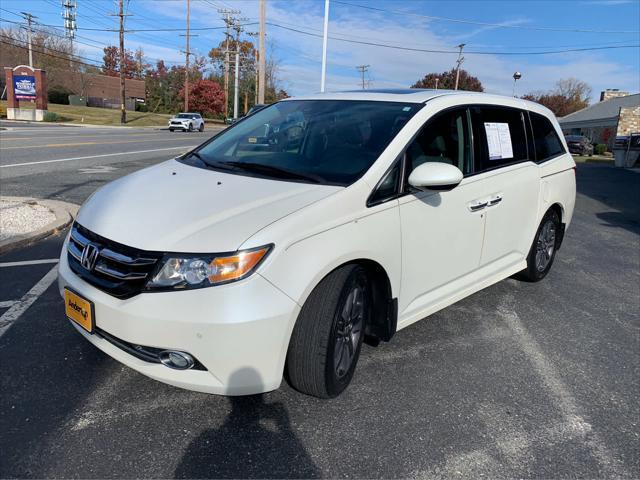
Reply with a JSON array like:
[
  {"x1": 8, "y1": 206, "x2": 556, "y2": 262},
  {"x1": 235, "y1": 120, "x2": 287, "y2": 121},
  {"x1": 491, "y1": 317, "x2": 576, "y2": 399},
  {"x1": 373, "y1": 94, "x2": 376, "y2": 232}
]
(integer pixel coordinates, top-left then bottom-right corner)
[
  {"x1": 70, "y1": 228, "x2": 89, "y2": 247},
  {"x1": 68, "y1": 241, "x2": 83, "y2": 261},
  {"x1": 469, "y1": 201, "x2": 488, "y2": 212},
  {"x1": 100, "y1": 248, "x2": 157, "y2": 266},
  {"x1": 94, "y1": 263, "x2": 148, "y2": 280}
]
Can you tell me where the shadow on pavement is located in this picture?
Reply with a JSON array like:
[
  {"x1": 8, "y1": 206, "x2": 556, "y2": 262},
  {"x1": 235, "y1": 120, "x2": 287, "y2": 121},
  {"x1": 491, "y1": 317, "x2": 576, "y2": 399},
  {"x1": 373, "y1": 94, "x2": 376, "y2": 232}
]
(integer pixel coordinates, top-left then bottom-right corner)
[
  {"x1": 174, "y1": 368, "x2": 319, "y2": 479},
  {"x1": 576, "y1": 164, "x2": 640, "y2": 235}
]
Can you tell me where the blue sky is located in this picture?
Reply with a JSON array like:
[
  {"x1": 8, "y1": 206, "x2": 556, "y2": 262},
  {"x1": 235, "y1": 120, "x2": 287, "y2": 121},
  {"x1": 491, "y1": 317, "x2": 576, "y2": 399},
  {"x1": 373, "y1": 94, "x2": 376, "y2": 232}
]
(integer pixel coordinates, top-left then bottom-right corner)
[{"x1": 1, "y1": 0, "x2": 639, "y2": 101}]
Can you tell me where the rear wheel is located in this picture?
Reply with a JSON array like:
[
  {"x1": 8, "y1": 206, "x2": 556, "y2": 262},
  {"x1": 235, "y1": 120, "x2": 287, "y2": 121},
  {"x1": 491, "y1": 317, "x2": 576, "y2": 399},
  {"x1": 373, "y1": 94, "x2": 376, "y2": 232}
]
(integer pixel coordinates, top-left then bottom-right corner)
[
  {"x1": 286, "y1": 264, "x2": 370, "y2": 398},
  {"x1": 518, "y1": 209, "x2": 561, "y2": 282}
]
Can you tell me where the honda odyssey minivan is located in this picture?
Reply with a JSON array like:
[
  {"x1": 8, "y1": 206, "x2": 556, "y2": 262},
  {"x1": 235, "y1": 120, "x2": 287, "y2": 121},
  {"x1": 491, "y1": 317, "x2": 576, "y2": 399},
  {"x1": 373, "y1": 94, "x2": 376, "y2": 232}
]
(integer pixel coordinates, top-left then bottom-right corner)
[{"x1": 58, "y1": 89, "x2": 576, "y2": 398}]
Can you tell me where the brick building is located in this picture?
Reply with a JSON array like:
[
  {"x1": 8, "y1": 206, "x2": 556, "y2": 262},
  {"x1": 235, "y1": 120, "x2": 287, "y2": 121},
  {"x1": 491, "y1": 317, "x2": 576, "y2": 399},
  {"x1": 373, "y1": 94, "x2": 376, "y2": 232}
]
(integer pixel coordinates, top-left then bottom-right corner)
[{"x1": 559, "y1": 90, "x2": 639, "y2": 148}]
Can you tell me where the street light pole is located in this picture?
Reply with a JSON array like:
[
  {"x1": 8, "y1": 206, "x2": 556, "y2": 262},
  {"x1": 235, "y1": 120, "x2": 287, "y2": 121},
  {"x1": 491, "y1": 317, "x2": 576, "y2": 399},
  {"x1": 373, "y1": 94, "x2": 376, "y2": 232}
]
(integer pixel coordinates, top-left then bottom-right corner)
[{"x1": 320, "y1": 0, "x2": 329, "y2": 92}]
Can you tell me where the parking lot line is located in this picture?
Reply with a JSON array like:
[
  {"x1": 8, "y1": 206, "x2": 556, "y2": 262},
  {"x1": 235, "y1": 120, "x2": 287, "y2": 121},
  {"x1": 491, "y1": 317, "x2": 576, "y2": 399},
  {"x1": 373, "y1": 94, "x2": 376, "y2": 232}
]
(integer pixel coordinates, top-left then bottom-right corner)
[
  {"x1": 0, "y1": 265, "x2": 59, "y2": 339},
  {"x1": 0, "y1": 300, "x2": 17, "y2": 308},
  {"x1": 0, "y1": 259, "x2": 59, "y2": 268},
  {"x1": 0, "y1": 145, "x2": 198, "y2": 168}
]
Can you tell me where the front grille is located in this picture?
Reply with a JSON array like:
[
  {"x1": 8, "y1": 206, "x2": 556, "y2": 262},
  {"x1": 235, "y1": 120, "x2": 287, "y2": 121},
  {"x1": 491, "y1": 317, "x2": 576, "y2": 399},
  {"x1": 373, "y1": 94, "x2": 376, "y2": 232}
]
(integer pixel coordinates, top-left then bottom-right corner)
[{"x1": 67, "y1": 222, "x2": 163, "y2": 299}]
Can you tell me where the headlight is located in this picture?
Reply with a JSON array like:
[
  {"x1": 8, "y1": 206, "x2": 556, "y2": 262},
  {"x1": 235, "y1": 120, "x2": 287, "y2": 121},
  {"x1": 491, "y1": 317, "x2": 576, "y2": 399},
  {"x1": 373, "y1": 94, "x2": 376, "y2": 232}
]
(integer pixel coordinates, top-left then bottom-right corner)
[{"x1": 146, "y1": 245, "x2": 272, "y2": 290}]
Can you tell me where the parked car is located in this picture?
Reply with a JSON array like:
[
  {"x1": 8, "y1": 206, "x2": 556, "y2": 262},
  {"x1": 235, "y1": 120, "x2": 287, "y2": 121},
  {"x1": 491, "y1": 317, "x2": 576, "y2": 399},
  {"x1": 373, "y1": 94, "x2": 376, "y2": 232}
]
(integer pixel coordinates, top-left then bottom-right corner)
[
  {"x1": 59, "y1": 90, "x2": 576, "y2": 398},
  {"x1": 565, "y1": 135, "x2": 593, "y2": 156},
  {"x1": 169, "y1": 113, "x2": 204, "y2": 132}
]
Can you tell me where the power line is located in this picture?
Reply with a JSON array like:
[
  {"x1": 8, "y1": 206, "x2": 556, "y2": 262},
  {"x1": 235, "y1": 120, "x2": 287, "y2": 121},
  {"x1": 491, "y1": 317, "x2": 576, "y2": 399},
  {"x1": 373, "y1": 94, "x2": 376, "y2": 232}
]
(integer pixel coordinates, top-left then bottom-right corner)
[
  {"x1": 266, "y1": 22, "x2": 640, "y2": 56},
  {"x1": 0, "y1": 36, "x2": 106, "y2": 69},
  {"x1": 332, "y1": 0, "x2": 640, "y2": 34}
]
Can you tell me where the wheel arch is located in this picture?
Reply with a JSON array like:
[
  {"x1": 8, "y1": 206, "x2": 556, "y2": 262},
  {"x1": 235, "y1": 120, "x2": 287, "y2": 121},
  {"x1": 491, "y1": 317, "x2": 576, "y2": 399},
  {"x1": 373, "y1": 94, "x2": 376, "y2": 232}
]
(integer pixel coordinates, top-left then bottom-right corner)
[{"x1": 304, "y1": 258, "x2": 397, "y2": 344}]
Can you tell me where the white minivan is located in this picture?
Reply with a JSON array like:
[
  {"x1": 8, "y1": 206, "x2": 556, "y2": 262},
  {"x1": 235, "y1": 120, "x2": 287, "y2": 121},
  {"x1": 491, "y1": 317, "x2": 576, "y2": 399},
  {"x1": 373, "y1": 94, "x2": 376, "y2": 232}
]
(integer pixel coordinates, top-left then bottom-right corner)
[{"x1": 58, "y1": 90, "x2": 576, "y2": 398}]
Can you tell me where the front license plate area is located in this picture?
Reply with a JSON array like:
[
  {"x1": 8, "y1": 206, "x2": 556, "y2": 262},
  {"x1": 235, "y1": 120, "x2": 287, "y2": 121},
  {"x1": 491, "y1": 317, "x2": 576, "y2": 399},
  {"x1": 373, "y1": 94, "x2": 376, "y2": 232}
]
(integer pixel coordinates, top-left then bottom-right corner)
[{"x1": 64, "y1": 288, "x2": 95, "y2": 334}]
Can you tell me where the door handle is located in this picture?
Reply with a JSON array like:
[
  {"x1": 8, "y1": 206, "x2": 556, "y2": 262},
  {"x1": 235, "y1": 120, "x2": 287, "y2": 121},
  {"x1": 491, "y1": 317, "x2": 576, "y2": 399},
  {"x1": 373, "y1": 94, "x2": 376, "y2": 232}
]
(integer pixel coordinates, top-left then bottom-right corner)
[
  {"x1": 487, "y1": 195, "x2": 502, "y2": 206},
  {"x1": 469, "y1": 201, "x2": 488, "y2": 212}
]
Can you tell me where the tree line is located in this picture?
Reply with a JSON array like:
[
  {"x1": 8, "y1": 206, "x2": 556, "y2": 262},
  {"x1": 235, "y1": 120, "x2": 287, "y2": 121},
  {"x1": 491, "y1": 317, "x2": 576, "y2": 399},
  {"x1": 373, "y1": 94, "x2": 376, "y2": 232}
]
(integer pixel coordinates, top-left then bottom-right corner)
[{"x1": 411, "y1": 68, "x2": 592, "y2": 117}]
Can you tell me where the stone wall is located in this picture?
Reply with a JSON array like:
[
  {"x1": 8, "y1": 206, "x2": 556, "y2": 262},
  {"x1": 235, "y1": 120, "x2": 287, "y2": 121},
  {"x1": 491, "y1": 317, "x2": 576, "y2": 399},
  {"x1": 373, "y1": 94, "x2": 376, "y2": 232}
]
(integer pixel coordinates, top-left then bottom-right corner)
[
  {"x1": 616, "y1": 106, "x2": 640, "y2": 136},
  {"x1": 600, "y1": 89, "x2": 629, "y2": 102}
]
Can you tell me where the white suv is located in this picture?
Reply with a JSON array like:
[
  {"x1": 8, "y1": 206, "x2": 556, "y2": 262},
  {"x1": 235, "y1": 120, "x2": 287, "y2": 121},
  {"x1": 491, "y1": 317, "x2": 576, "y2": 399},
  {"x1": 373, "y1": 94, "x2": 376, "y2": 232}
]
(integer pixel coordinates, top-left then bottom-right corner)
[
  {"x1": 168, "y1": 113, "x2": 204, "y2": 132},
  {"x1": 59, "y1": 90, "x2": 576, "y2": 398}
]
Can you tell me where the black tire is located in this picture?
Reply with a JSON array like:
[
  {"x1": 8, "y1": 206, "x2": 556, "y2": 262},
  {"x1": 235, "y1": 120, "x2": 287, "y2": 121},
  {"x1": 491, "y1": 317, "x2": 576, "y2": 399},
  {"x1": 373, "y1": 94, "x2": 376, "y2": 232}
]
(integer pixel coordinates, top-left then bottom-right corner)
[
  {"x1": 286, "y1": 264, "x2": 370, "y2": 398},
  {"x1": 518, "y1": 209, "x2": 561, "y2": 282},
  {"x1": 169, "y1": 128, "x2": 174, "y2": 132},
  {"x1": 198, "y1": 123, "x2": 204, "y2": 132},
  {"x1": 188, "y1": 123, "x2": 193, "y2": 132}
]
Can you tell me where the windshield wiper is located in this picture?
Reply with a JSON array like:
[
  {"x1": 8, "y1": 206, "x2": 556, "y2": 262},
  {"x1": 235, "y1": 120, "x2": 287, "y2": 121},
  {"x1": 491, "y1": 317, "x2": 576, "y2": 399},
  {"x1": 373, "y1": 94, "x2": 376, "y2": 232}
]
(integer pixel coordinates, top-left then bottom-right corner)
[
  {"x1": 182, "y1": 151, "x2": 237, "y2": 172},
  {"x1": 222, "y1": 161, "x2": 322, "y2": 183}
]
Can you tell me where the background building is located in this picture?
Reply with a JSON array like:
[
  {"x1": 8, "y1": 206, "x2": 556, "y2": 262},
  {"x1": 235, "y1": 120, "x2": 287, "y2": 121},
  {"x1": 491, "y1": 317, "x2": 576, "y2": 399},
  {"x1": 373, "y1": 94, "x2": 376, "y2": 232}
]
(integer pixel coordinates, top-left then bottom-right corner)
[{"x1": 559, "y1": 90, "x2": 640, "y2": 148}]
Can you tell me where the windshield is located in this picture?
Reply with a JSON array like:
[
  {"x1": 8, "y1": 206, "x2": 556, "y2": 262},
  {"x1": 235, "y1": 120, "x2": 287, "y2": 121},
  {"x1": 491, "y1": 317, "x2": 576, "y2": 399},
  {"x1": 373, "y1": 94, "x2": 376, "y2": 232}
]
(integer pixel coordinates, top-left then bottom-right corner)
[
  {"x1": 565, "y1": 135, "x2": 585, "y2": 142},
  {"x1": 182, "y1": 100, "x2": 421, "y2": 186},
  {"x1": 176, "y1": 113, "x2": 194, "y2": 118}
]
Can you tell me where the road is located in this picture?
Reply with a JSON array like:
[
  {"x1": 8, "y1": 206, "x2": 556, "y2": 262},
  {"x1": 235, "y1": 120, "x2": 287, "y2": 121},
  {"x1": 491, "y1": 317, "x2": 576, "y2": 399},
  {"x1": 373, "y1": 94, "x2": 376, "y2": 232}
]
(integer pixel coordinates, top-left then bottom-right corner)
[
  {"x1": 0, "y1": 122, "x2": 639, "y2": 478},
  {"x1": 0, "y1": 121, "x2": 218, "y2": 204}
]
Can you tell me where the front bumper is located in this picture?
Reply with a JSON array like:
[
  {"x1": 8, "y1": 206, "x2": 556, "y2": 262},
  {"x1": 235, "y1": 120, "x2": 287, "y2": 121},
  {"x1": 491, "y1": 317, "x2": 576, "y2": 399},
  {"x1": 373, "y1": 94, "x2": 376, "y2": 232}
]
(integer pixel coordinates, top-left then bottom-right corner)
[{"x1": 58, "y1": 246, "x2": 300, "y2": 395}]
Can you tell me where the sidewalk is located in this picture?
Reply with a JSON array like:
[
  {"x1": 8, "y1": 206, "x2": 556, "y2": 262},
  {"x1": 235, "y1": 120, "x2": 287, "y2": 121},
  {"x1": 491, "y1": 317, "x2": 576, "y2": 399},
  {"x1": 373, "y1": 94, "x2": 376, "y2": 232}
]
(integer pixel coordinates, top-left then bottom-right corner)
[{"x1": 0, "y1": 196, "x2": 79, "y2": 254}]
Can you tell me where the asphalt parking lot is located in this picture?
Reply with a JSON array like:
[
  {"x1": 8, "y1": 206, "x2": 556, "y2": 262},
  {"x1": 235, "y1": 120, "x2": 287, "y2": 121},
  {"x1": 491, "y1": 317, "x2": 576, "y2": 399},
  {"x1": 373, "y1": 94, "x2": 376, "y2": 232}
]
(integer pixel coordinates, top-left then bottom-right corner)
[{"x1": 0, "y1": 121, "x2": 638, "y2": 478}]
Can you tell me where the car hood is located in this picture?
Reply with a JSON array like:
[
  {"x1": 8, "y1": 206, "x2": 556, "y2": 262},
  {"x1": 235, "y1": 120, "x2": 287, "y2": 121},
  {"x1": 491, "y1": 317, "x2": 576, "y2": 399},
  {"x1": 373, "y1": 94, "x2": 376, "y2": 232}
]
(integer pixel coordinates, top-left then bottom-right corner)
[{"x1": 76, "y1": 159, "x2": 342, "y2": 252}]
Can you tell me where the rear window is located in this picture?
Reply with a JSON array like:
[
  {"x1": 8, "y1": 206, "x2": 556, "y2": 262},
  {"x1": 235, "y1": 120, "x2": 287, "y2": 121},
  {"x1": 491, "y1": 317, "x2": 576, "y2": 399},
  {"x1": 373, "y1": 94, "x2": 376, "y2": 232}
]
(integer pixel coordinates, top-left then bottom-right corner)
[{"x1": 530, "y1": 112, "x2": 565, "y2": 161}]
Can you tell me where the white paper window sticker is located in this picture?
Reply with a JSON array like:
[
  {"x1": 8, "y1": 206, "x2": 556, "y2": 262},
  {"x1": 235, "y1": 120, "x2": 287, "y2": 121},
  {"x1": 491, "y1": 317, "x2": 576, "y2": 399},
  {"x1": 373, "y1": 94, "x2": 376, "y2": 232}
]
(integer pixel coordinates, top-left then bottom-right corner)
[{"x1": 484, "y1": 122, "x2": 514, "y2": 160}]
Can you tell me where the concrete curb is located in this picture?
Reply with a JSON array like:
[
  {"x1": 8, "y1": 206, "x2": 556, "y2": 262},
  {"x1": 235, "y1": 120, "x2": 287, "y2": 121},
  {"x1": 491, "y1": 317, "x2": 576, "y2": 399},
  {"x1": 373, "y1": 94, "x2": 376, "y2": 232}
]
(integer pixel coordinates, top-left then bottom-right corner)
[{"x1": 0, "y1": 197, "x2": 80, "y2": 255}]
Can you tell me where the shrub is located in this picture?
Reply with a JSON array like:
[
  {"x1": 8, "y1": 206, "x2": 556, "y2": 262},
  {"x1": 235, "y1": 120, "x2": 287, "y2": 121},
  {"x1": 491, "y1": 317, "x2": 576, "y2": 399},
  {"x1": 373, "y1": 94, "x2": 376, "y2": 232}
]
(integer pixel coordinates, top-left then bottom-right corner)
[
  {"x1": 47, "y1": 86, "x2": 74, "y2": 105},
  {"x1": 594, "y1": 144, "x2": 607, "y2": 155},
  {"x1": 135, "y1": 102, "x2": 149, "y2": 112},
  {"x1": 43, "y1": 111, "x2": 59, "y2": 122}
]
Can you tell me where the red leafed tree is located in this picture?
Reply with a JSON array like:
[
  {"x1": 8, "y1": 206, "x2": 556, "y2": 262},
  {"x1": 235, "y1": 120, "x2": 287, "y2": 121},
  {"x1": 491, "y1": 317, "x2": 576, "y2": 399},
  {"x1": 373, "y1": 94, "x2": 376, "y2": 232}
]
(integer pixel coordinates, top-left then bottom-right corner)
[
  {"x1": 102, "y1": 45, "x2": 138, "y2": 78},
  {"x1": 179, "y1": 79, "x2": 225, "y2": 116},
  {"x1": 411, "y1": 69, "x2": 484, "y2": 92}
]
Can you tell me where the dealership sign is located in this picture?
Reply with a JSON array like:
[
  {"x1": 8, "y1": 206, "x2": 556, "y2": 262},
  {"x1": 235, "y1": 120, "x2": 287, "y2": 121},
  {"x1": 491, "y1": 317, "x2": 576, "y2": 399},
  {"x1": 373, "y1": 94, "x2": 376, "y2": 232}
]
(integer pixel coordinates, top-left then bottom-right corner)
[{"x1": 14, "y1": 75, "x2": 37, "y2": 99}]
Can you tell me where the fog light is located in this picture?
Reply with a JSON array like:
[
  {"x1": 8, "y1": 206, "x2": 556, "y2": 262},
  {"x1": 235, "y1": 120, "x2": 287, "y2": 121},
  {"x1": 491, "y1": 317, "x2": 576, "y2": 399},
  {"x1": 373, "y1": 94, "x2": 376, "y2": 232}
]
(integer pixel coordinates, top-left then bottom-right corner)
[{"x1": 159, "y1": 350, "x2": 195, "y2": 370}]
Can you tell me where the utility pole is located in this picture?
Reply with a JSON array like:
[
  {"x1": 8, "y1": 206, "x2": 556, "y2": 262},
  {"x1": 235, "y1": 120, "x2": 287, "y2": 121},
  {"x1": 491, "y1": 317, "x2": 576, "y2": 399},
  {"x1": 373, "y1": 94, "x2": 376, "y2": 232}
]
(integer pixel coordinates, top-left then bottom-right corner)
[
  {"x1": 258, "y1": 0, "x2": 266, "y2": 103},
  {"x1": 20, "y1": 12, "x2": 36, "y2": 67},
  {"x1": 434, "y1": 77, "x2": 439, "y2": 90},
  {"x1": 320, "y1": 0, "x2": 330, "y2": 92},
  {"x1": 233, "y1": 21, "x2": 244, "y2": 119},
  {"x1": 184, "y1": 0, "x2": 191, "y2": 111},
  {"x1": 356, "y1": 65, "x2": 369, "y2": 90},
  {"x1": 61, "y1": 0, "x2": 77, "y2": 56},
  {"x1": 454, "y1": 43, "x2": 465, "y2": 91},
  {"x1": 117, "y1": 0, "x2": 127, "y2": 124},
  {"x1": 219, "y1": 9, "x2": 240, "y2": 119}
]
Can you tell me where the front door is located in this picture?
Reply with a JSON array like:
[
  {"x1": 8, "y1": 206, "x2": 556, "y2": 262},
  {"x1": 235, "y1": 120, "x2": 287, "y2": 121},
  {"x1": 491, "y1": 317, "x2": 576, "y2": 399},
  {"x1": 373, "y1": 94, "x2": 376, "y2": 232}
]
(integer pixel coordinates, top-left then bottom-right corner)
[{"x1": 398, "y1": 107, "x2": 486, "y2": 323}]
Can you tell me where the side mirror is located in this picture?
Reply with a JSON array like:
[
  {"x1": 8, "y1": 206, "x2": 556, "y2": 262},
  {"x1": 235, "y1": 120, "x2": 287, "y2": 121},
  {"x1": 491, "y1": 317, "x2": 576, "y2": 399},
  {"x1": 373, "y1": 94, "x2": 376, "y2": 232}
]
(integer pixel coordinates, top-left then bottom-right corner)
[{"x1": 408, "y1": 162, "x2": 463, "y2": 191}]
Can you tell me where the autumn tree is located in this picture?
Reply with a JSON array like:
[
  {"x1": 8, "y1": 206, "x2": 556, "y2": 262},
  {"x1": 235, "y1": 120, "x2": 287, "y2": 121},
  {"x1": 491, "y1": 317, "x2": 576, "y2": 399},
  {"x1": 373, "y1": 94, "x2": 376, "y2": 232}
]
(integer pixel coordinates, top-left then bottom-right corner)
[
  {"x1": 411, "y1": 69, "x2": 484, "y2": 92},
  {"x1": 179, "y1": 79, "x2": 225, "y2": 117},
  {"x1": 102, "y1": 46, "x2": 137, "y2": 78},
  {"x1": 522, "y1": 78, "x2": 592, "y2": 117}
]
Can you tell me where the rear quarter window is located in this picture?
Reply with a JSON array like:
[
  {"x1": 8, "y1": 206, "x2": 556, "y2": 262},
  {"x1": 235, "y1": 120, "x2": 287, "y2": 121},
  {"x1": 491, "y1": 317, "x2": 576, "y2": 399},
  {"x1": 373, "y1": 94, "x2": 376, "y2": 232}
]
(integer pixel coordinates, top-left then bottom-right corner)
[{"x1": 529, "y1": 112, "x2": 565, "y2": 162}]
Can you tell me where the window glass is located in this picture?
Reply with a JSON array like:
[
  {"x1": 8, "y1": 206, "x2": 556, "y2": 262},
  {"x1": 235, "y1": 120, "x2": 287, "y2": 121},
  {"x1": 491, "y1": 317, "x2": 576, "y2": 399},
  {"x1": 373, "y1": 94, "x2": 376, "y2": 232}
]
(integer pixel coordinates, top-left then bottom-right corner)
[
  {"x1": 470, "y1": 106, "x2": 528, "y2": 171},
  {"x1": 529, "y1": 112, "x2": 565, "y2": 161},
  {"x1": 183, "y1": 100, "x2": 421, "y2": 186},
  {"x1": 369, "y1": 160, "x2": 401, "y2": 205},
  {"x1": 404, "y1": 107, "x2": 473, "y2": 180}
]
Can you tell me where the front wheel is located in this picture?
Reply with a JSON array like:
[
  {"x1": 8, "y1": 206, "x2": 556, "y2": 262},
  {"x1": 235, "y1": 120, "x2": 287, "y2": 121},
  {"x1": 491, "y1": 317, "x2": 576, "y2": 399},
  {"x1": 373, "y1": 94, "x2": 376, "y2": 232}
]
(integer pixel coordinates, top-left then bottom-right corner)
[
  {"x1": 188, "y1": 123, "x2": 193, "y2": 132},
  {"x1": 286, "y1": 264, "x2": 370, "y2": 398},
  {"x1": 169, "y1": 128, "x2": 174, "y2": 132},
  {"x1": 518, "y1": 209, "x2": 561, "y2": 282},
  {"x1": 198, "y1": 123, "x2": 204, "y2": 132}
]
